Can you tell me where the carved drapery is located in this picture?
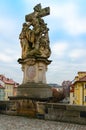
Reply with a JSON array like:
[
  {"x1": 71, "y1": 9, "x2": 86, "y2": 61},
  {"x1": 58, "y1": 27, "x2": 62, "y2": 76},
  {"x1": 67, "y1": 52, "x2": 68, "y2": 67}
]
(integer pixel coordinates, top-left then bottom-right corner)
[{"x1": 19, "y1": 4, "x2": 51, "y2": 59}]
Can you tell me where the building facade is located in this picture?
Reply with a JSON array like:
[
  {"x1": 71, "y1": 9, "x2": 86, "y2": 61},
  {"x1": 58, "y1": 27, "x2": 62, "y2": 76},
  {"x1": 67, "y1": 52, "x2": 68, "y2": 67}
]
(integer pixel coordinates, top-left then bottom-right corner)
[
  {"x1": 70, "y1": 72, "x2": 86, "y2": 105},
  {"x1": 0, "y1": 84, "x2": 5, "y2": 100},
  {"x1": 70, "y1": 84, "x2": 74, "y2": 104},
  {"x1": 0, "y1": 74, "x2": 19, "y2": 100}
]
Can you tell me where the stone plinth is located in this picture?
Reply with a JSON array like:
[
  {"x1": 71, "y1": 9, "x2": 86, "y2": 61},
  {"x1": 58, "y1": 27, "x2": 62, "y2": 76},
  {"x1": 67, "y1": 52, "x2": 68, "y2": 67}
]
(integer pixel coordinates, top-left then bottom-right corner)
[
  {"x1": 17, "y1": 82, "x2": 52, "y2": 99},
  {"x1": 18, "y1": 57, "x2": 51, "y2": 84},
  {"x1": 17, "y1": 57, "x2": 52, "y2": 99}
]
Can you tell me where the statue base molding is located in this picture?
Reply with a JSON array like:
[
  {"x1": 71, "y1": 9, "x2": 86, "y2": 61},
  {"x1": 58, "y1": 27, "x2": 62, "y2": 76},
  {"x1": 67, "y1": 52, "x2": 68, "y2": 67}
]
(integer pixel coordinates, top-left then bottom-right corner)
[
  {"x1": 18, "y1": 57, "x2": 51, "y2": 84},
  {"x1": 18, "y1": 82, "x2": 52, "y2": 99},
  {"x1": 10, "y1": 82, "x2": 52, "y2": 100},
  {"x1": 9, "y1": 82, "x2": 52, "y2": 117}
]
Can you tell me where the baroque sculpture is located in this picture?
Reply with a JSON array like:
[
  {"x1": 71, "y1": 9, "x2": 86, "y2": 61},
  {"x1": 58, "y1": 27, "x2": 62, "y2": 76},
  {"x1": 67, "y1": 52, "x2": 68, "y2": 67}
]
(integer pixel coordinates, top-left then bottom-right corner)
[
  {"x1": 9, "y1": 4, "x2": 52, "y2": 117},
  {"x1": 19, "y1": 3, "x2": 51, "y2": 59},
  {"x1": 18, "y1": 3, "x2": 52, "y2": 85}
]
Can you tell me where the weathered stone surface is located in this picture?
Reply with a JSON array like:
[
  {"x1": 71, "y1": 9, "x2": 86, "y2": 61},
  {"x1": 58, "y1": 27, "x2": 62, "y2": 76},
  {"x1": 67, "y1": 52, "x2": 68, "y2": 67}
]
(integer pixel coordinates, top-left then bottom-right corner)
[
  {"x1": 66, "y1": 105, "x2": 86, "y2": 111},
  {"x1": 1, "y1": 101, "x2": 86, "y2": 125},
  {"x1": 17, "y1": 4, "x2": 52, "y2": 94},
  {"x1": 9, "y1": 4, "x2": 52, "y2": 118},
  {"x1": 19, "y1": 3, "x2": 51, "y2": 60},
  {"x1": 64, "y1": 110, "x2": 80, "y2": 117},
  {"x1": 14, "y1": 4, "x2": 52, "y2": 101},
  {"x1": 44, "y1": 103, "x2": 86, "y2": 125},
  {"x1": 17, "y1": 82, "x2": 52, "y2": 99},
  {"x1": 18, "y1": 57, "x2": 51, "y2": 84}
]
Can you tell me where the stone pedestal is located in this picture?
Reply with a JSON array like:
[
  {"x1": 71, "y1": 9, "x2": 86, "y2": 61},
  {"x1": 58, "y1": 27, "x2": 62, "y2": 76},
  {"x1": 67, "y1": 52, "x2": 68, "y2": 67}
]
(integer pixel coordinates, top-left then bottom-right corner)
[
  {"x1": 9, "y1": 57, "x2": 52, "y2": 117},
  {"x1": 17, "y1": 82, "x2": 52, "y2": 99},
  {"x1": 9, "y1": 4, "x2": 52, "y2": 117},
  {"x1": 19, "y1": 57, "x2": 51, "y2": 84},
  {"x1": 17, "y1": 57, "x2": 52, "y2": 99}
]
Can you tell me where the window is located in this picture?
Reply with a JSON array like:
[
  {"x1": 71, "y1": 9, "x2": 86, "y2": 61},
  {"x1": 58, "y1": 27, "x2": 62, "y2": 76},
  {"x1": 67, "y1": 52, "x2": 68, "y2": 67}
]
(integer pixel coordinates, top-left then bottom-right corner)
[
  {"x1": 73, "y1": 101, "x2": 75, "y2": 104},
  {"x1": 84, "y1": 96, "x2": 86, "y2": 102},
  {"x1": 84, "y1": 84, "x2": 86, "y2": 89},
  {"x1": 75, "y1": 85, "x2": 78, "y2": 89}
]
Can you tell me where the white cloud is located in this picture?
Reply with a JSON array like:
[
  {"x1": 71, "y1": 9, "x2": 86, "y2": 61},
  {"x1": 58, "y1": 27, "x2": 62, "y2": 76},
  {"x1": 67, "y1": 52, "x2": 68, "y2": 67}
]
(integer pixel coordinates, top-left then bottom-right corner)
[
  {"x1": 4, "y1": 48, "x2": 15, "y2": 54},
  {"x1": 0, "y1": 17, "x2": 17, "y2": 36},
  {"x1": 64, "y1": 17, "x2": 86, "y2": 35},
  {"x1": 0, "y1": 47, "x2": 20, "y2": 63},
  {"x1": 69, "y1": 49, "x2": 86, "y2": 59},
  {"x1": 0, "y1": 53, "x2": 14, "y2": 62},
  {"x1": 22, "y1": 1, "x2": 86, "y2": 35},
  {"x1": 51, "y1": 42, "x2": 68, "y2": 58},
  {"x1": 48, "y1": 2, "x2": 86, "y2": 35},
  {"x1": 47, "y1": 59, "x2": 86, "y2": 84}
]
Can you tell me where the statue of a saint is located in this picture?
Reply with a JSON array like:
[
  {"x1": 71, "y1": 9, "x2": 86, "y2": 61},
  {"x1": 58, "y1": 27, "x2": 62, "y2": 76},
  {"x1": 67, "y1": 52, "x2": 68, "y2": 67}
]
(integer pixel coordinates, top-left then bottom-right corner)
[{"x1": 19, "y1": 3, "x2": 51, "y2": 59}]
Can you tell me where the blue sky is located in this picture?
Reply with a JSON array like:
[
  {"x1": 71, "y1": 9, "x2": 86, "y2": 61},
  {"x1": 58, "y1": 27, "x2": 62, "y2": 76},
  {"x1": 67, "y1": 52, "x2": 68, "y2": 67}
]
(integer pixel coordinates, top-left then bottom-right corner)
[{"x1": 0, "y1": 0, "x2": 86, "y2": 84}]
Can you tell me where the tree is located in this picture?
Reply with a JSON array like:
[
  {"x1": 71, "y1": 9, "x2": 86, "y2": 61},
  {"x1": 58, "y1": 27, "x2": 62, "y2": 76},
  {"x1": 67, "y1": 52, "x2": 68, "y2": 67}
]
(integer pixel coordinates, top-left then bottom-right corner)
[
  {"x1": 62, "y1": 80, "x2": 71, "y2": 97},
  {"x1": 51, "y1": 88, "x2": 65, "y2": 102}
]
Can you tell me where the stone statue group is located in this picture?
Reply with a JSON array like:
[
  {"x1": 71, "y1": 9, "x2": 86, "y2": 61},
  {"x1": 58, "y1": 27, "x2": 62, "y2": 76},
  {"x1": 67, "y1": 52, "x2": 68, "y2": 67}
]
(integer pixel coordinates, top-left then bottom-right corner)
[{"x1": 19, "y1": 4, "x2": 51, "y2": 59}]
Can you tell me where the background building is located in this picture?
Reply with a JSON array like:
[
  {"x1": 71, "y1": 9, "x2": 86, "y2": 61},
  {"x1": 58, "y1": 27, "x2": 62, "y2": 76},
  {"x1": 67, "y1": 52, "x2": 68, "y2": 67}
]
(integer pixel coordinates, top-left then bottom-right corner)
[
  {"x1": 0, "y1": 84, "x2": 5, "y2": 100},
  {"x1": 70, "y1": 72, "x2": 86, "y2": 105},
  {"x1": 0, "y1": 74, "x2": 19, "y2": 100},
  {"x1": 70, "y1": 84, "x2": 74, "y2": 104}
]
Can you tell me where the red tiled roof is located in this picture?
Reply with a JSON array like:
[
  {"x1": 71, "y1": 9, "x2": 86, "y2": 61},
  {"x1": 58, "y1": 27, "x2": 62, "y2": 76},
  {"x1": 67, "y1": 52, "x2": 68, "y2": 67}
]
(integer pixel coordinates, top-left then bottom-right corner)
[
  {"x1": 0, "y1": 74, "x2": 19, "y2": 85},
  {"x1": 3, "y1": 78, "x2": 15, "y2": 84},
  {"x1": 79, "y1": 75, "x2": 86, "y2": 81},
  {"x1": 73, "y1": 75, "x2": 86, "y2": 85}
]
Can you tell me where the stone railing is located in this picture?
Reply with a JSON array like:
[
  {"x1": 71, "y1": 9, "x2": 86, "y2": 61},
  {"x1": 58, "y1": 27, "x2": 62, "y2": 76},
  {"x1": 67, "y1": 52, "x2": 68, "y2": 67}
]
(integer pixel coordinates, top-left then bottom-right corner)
[
  {"x1": 0, "y1": 101, "x2": 86, "y2": 125},
  {"x1": 37, "y1": 102, "x2": 86, "y2": 125}
]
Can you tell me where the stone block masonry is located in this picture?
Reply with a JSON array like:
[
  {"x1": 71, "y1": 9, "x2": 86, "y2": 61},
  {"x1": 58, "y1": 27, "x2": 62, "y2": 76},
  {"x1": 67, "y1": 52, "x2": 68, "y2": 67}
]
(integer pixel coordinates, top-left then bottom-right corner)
[
  {"x1": 0, "y1": 101, "x2": 86, "y2": 125},
  {"x1": 42, "y1": 103, "x2": 86, "y2": 125}
]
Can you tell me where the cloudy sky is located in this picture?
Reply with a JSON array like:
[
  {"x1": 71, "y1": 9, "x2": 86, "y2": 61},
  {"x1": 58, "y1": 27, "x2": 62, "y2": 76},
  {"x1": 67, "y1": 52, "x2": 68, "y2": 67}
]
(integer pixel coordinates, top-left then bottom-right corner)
[{"x1": 0, "y1": 0, "x2": 86, "y2": 85}]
